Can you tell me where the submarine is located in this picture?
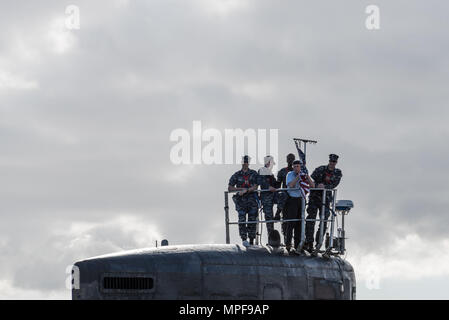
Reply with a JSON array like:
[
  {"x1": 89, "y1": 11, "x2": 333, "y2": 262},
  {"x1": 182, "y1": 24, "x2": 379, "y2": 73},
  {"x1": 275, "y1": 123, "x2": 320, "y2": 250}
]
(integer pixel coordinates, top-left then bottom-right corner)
[
  {"x1": 71, "y1": 198, "x2": 355, "y2": 300},
  {"x1": 72, "y1": 243, "x2": 355, "y2": 300},
  {"x1": 71, "y1": 139, "x2": 356, "y2": 300}
]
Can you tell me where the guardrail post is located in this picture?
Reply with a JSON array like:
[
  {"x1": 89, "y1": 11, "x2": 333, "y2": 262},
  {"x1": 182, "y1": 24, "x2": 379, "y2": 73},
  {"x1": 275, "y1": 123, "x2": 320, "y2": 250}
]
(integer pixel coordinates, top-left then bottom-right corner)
[
  {"x1": 316, "y1": 188, "x2": 326, "y2": 250},
  {"x1": 224, "y1": 191, "x2": 230, "y2": 244},
  {"x1": 297, "y1": 196, "x2": 306, "y2": 251},
  {"x1": 328, "y1": 189, "x2": 337, "y2": 251},
  {"x1": 341, "y1": 210, "x2": 346, "y2": 255},
  {"x1": 256, "y1": 205, "x2": 262, "y2": 246}
]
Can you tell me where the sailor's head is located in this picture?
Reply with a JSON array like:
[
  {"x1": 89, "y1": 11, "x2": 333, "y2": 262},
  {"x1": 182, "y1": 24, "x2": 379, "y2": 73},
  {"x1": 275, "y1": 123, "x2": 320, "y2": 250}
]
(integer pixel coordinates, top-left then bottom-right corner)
[
  {"x1": 260, "y1": 155, "x2": 275, "y2": 175},
  {"x1": 286, "y1": 153, "x2": 295, "y2": 166},
  {"x1": 264, "y1": 155, "x2": 275, "y2": 168},
  {"x1": 292, "y1": 159, "x2": 302, "y2": 173},
  {"x1": 329, "y1": 154, "x2": 339, "y2": 170},
  {"x1": 241, "y1": 155, "x2": 250, "y2": 170}
]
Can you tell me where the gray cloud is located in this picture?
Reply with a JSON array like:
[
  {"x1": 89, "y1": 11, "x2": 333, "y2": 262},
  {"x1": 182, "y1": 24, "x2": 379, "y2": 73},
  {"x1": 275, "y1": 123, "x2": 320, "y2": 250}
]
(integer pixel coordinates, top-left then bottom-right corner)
[{"x1": 1, "y1": 0, "x2": 449, "y2": 298}]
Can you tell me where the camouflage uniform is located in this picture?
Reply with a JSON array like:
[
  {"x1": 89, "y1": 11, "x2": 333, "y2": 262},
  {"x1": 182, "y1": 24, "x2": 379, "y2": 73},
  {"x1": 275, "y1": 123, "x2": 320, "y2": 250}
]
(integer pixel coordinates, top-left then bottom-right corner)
[
  {"x1": 257, "y1": 171, "x2": 278, "y2": 235},
  {"x1": 276, "y1": 167, "x2": 292, "y2": 208},
  {"x1": 229, "y1": 169, "x2": 259, "y2": 241},
  {"x1": 305, "y1": 165, "x2": 342, "y2": 245},
  {"x1": 276, "y1": 166, "x2": 293, "y2": 236}
]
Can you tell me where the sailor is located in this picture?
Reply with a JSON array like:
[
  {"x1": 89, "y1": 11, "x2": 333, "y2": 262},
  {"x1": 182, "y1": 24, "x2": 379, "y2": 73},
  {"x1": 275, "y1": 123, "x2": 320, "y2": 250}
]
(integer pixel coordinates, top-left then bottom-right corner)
[
  {"x1": 304, "y1": 154, "x2": 343, "y2": 252},
  {"x1": 228, "y1": 155, "x2": 259, "y2": 246},
  {"x1": 284, "y1": 160, "x2": 314, "y2": 254},
  {"x1": 273, "y1": 153, "x2": 295, "y2": 240},
  {"x1": 257, "y1": 155, "x2": 278, "y2": 237},
  {"x1": 274, "y1": 153, "x2": 295, "y2": 223}
]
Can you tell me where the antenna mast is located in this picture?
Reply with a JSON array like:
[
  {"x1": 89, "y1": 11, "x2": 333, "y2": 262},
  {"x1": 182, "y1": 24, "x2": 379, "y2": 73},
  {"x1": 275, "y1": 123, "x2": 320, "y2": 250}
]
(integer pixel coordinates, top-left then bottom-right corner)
[{"x1": 293, "y1": 138, "x2": 317, "y2": 165}]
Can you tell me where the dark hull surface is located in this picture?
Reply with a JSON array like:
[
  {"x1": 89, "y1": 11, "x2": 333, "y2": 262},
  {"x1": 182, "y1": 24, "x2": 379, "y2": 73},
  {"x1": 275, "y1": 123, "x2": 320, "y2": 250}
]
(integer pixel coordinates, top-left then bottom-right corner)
[{"x1": 72, "y1": 244, "x2": 356, "y2": 300}]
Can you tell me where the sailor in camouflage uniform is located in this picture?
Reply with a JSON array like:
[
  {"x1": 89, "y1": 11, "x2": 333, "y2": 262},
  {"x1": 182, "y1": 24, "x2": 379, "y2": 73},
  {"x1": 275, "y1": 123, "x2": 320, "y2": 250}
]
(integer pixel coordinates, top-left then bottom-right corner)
[
  {"x1": 257, "y1": 156, "x2": 278, "y2": 237},
  {"x1": 228, "y1": 155, "x2": 259, "y2": 246},
  {"x1": 304, "y1": 154, "x2": 343, "y2": 251}
]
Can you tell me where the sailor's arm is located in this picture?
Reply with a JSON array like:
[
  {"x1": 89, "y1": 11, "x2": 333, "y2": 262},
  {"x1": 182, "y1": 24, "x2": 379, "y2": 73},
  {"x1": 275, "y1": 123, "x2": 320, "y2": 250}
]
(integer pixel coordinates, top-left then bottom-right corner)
[
  {"x1": 276, "y1": 169, "x2": 284, "y2": 186},
  {"x1": 228, "y1": 185, "x2": 247, "y2": 192},
  {"x1": 306, "y1": 175, "x2": 315, "y2": 188},
  {"x1": 273, "y1": 178, "x2": 281, "y2": 189},
  {"x1": 269, "y1": 174, "x2": 277, "y2": 191},
  {"x1": 228, "y1": 174, "x2": 246, "y2": 192},
  {"x1": 311, "y1": 167, "x2": 325, "y2": 188},
  {"x1": 287, "y1": 173, "x2": 300, "y2": 188},
  {"x1": 325, "y1": 170, "x2": 342, "y2": 190},
  {"x1": 248, "y1": 172, "x2": 259, "y2": 192},
  {"x1": 311, "y1": 167, "x2": 322, "y2": 183},
  {"x1": 248, "y1": 184, "x2": 258, "y2": 192}
]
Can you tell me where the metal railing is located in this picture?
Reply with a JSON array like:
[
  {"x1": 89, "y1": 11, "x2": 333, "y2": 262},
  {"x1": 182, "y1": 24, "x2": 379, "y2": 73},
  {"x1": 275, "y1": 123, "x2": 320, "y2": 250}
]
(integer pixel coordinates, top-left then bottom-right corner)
[{"x1": 224, "y1": 187, "x2": 341, "y2": 255}]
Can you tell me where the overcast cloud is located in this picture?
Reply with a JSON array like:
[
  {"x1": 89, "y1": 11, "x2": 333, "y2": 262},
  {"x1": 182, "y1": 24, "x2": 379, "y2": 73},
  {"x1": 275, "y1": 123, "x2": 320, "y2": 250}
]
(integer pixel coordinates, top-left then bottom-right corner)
[{"x1": 1, "y1": 0, "x2": 448, "y2": 299}]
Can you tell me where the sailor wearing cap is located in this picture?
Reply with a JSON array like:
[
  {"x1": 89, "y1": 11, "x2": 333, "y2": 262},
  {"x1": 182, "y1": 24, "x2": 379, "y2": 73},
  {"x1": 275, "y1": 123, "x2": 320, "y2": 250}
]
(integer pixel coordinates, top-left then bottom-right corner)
[
  {"x1": 304, "y1": 154, "x2": 343, "y2": 252},
  {"x1": 257, "y1": 155, "x2": 279, "y2": 237},
  {"x1": 228, "y1": 155, "x2": 259, "y2": 246},
  {"x1": 284, "y1": 160, "x2": 314, "y2": 254}
]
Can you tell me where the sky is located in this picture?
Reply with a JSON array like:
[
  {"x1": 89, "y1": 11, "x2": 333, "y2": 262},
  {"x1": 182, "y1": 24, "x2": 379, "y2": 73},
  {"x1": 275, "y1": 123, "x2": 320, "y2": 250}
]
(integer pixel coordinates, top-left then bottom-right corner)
[{"x1": 1, "y1": 0, "x2": 448, "y2": 299}]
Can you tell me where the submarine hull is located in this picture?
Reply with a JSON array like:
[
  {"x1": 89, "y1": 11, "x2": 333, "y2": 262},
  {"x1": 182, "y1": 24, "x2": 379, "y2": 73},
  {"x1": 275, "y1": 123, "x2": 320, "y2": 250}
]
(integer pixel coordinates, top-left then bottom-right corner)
[{"x1": 72, "y1": 244, "x2": 356, "y2": 300}]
